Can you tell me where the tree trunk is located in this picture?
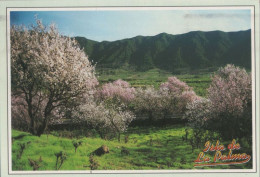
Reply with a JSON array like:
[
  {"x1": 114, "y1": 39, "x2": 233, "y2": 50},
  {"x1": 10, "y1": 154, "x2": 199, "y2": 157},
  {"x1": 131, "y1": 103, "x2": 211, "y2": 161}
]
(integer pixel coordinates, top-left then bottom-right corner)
[
  {"x1": 36, "y1": 118, "x2": 49, "y2": 137},
  {"x1": 29, "y1": 118, "x2": 37, "y2": 135},
  {"x1": 148, "y1": 112, "x2": 153, "y2": 122},
  {"x1": 27, "y1": 93, "x2": 38, "y2": 136},
  {"x1": 118, "y1": 132, "x2": 121, "y2": 142},
  {"x1": 36, "y1": 96, "x2": 53, "y2": 137},
  {"x1": 98, "y1": 130, "x2": 104, "y2": 139}
]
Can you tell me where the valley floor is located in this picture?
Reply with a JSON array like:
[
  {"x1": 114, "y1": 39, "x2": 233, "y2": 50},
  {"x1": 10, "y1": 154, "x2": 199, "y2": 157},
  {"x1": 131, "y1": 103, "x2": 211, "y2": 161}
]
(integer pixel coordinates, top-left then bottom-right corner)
[{"x1": 12, "y1": 124, "x2": 252, "y2": 171}]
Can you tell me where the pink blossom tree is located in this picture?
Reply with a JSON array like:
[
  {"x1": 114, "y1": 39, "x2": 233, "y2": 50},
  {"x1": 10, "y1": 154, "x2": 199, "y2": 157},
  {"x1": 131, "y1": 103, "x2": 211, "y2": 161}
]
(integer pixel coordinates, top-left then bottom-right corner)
[
  {"x1": 76, "y1": 79, "x2": 136, "y2": 141},
  {"x1": 133, "y1": 77, "x2": 198, "y2": 122},
  {"x1": 207, "y1": 64, "x2": 252, "y2": 139},
  {"x1": 159, "y1": 77, "x2": 199, "y2": 115},
  {"x1": 185, "y1": 65, "x2": 251, "y2": 140},
  {"x1": 11, "y1": 19, "x2": 98, "y2": 136}
]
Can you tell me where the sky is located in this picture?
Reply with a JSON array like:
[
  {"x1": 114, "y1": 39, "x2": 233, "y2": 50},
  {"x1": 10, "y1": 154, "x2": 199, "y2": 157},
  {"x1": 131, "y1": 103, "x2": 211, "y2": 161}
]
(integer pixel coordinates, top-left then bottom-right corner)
[{"x1": 10, "y1": 9, "x2": 251, "y2": 42}]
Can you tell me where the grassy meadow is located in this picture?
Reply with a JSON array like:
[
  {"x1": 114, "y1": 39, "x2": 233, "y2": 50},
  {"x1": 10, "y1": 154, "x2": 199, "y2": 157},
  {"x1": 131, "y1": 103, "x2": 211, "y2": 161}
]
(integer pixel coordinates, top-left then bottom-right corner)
[{"x1": 12, "y1": 124, "x2": 252, "y2": 171}]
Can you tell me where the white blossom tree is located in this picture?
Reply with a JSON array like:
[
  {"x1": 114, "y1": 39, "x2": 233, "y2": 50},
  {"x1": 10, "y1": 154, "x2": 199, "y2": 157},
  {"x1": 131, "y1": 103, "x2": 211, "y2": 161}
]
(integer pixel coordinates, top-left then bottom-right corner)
[
  {"x1": 74, "y1": 97, "x2": 135, "y2": 141},
  {"x1": 184, "y1": 98, "x2": 212, "y2": 129},
  {"x1": 11, "y1": 19, "x2": 98, "y2": 136},
  {"x1": 133, "y1": 86, "x2": 162, "y2": 121}
]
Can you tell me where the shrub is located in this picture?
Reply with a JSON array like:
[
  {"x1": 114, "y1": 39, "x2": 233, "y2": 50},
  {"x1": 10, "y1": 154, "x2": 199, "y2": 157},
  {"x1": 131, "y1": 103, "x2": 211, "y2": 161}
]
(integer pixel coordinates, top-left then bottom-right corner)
[
  {"x1": 89, "y1": 155, "x2": 99, "y2": 170},
  {"x1": 17, "y1": 143, "x2": 26, "y2": 159},
  {"x1": 92, "y1": 145, "x2": 109, "y2": 156},
  {"x1": 72, "y1": 140, "x2": 83, "y2": 153},
  {"x1": 54, "y1": 151, "x2": 67, "y2": 170},
  {"x1": 28, "y1": 157, "x2": 42, "y2": 171}
]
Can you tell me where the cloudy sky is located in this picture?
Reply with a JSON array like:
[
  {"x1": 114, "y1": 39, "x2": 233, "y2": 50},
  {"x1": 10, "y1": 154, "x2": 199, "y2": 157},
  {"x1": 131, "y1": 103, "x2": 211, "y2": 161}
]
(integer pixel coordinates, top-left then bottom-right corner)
[{"x1": 10, "y1": 8, "x2": 251, "y2": 42}]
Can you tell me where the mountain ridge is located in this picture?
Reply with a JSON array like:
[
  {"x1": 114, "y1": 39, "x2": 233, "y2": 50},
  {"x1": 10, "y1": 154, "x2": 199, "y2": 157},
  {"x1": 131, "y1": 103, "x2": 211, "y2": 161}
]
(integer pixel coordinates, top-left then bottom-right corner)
[{"x1": 75, "y1": 29, "x2": 251, "y2": 72}]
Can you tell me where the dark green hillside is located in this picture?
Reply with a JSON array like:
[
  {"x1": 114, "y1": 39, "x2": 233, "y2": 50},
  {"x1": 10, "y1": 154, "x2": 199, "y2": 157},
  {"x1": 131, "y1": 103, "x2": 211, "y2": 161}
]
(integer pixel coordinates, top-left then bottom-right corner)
[{"x1": 75, "y1": 30, "x2": 251, "y2": 72}]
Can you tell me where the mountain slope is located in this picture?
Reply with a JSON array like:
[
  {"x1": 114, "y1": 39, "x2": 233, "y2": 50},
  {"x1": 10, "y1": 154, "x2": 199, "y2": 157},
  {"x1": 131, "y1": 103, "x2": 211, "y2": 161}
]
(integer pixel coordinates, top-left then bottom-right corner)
[{"x1": 75, "y1": 30, "x2": 251, "y2": 72}]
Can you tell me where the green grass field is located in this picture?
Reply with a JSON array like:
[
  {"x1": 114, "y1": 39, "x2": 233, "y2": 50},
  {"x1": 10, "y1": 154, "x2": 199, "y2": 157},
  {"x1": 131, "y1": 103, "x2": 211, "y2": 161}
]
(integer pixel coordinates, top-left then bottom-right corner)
[
  {"x1": 12, "y1": 124, "x2": 252, "y2": 171},
  {"x1": 97, "y1": 68, "x2": 212, "y2": 97}
]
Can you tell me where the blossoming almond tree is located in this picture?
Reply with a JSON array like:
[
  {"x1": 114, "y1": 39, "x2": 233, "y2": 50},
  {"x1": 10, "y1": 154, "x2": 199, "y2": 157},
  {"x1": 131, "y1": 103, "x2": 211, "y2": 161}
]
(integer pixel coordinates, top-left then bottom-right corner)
[
  {"x1": 11, "y1": 19, "x2": 98, "y2": 136},
  {"x1": 185, "y1": 98, "x2": 212, "y2": 129},
  {"x1": 95, "y1": 79, "x2": 136, "y2": 141},
  {"x1": 105, "y1": 102, "x2": 135, "y2": 142},
  {"x1": 74, "y1": 97, "x2": 135, "y2": 141},
  {"x1": 208, "y1": 64, "x2": 251, "y2": 116},
  {"x1": 185, "y1": 64, "x2": 252, "y2": 140},
  {"x1": 160, "y1": 77, "x2": 199, "y2": 115},
  {"x1": 72, "y1": 97, "x2": 110, "y2": 139},
  {"x1": 207, "y1": 64, "x2": 252, "y2": 139},
  {"x1": 133, "y1": 86, "x2": 162, "y2": 121}
]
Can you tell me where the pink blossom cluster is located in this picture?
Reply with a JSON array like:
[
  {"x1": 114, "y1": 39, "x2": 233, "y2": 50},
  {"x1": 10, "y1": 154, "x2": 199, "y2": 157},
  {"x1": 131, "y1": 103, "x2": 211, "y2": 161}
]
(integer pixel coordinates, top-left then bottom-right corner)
[
  {"x1": 133, "y1": 76, "x2": 199, "y2": 120},
  {"x1": 208, "y1": 64, "x2": 251, "y2": 116},
  {"x1": 159, "y1": 77, "x2": 199, "y2": 114},
  {"x1": 186, "y1": 64, "x2": 252, "y2": 137},
  {"x1": 99, "y1": 79, "x2": 135, "y2": 102},
  {"x1": 160, "y1": 76, "x2": 191, "y2": 95}
]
